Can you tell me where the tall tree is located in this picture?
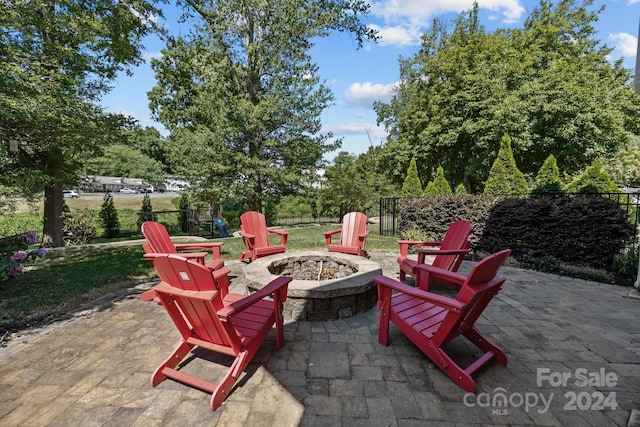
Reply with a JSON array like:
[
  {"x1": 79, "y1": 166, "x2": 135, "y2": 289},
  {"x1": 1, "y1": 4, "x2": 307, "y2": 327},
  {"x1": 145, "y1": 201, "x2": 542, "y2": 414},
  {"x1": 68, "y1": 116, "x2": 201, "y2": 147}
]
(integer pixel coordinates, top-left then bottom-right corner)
[
  {"x1": 320, "y1": 149, "x2": 392, "y2": 218},
  {"x1": 125, "y1": 126, "x2": 170, "y2": 171},
  {"x1": 0, "y1": 0, "x2": 163, "y2": 246},
  {"x1": 148, "y1": 0, "x2": 377, "y2": 211},
  {"x1": 84, "y1": 144, "x2": 165, "y2": 184},
  {"x1": 375, "y1": 0, "x2": 639, "y2": 192}
]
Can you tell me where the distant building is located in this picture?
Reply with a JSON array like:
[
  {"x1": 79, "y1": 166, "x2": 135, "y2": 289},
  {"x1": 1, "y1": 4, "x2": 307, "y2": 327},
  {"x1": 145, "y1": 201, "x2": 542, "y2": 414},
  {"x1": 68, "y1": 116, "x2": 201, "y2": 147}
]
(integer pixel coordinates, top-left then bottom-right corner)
[
  {"x1": 80, "y1": 175, "x2": 191, "y2": 192},
  {"x1": 82, "y1": 176, "x2": 154, "y2": 192}
]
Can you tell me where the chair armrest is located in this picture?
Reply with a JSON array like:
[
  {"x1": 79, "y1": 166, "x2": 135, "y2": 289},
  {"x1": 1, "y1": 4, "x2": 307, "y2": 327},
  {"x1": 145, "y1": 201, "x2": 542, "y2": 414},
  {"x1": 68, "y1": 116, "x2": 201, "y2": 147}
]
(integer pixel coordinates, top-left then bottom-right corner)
[
  {"x1": 240, "y1": 232, "x2": 256, "y2": 240},
  {"x1": 373, "y1": 275, "x2": 464, "y2": 313},
  {"x1": 144, "y1": 252, "x2": 208, "y2": 262},
  {"x1": 397, "y1": 240, "x2": 443, "y2": 257},
  {"x1": 141, "y1": 289, "x2": 159, "y2": 302},
  {"x1": 324, "y1": 229, "x2": 341, "y2": 244},
  {"x1": 175, "y1": 242, "x2": 224, "y2": 259},
  {"x1": 416, "y1": 248, "x2": 469, "y2": 264},
  {"x1": 413, "y1": 264, "x2": 466, "y2": 286},
  {"x1": 218, "y1": 277, "x2": 292, "y2": 321},
  {"x1": 267, "y1": 229, "x2": 289, "y2": 245}
]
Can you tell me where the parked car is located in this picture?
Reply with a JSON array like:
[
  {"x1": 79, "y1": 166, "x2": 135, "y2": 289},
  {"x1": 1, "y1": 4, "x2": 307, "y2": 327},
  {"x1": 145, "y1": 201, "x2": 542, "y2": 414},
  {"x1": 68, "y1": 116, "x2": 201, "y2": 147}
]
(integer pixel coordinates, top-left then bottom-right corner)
[
  {"x1": 140, "y1": 187, "x2": 154, "y2": 193},
  {"x1": 63, "y1": 190, "x2": 80, "y2": 199},
  {"x1": 120, "y1": 188, "x2": 139, "y2": 194}
]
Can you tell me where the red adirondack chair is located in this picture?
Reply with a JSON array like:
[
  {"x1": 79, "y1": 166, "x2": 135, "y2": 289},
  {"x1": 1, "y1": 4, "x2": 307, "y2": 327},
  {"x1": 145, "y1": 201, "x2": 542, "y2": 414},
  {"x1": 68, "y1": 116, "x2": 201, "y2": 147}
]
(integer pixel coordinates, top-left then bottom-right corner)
[
  {"x1": 324, "y1": 212, "x2": 370, "y2": 257},
  {"x1": 145, "y1": 254, "x2": 291, "y2": 410},
  {"x1": 141, "y1": 221, "x2": 224, "y2": 271},
  {"x1": 239, "y1": 211, "x2": 288, "y2": 262},
  {"x1": 375, "y1": 249, "x2": 511, "y2": 393},
  {"x1": 397, "y1": 220, "x2": 472, "y2": 289}
]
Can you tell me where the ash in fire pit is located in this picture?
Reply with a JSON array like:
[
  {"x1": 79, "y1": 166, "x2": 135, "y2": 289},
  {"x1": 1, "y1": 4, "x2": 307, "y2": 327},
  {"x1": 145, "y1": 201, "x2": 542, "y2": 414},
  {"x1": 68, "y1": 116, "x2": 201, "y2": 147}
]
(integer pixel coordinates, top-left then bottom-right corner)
[
  {"x1": 243, "y1": 251, "x2": 382, "y2": 321},
  {"x1": 268, "y1": 256, "x2": 357, "y2": 281}
]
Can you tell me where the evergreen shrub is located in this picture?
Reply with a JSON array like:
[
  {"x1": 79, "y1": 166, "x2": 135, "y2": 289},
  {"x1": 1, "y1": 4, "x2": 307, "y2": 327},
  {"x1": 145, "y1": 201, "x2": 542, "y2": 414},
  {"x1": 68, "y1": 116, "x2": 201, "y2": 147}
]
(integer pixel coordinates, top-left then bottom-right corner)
[{"x1": 100, "y1": 192, "x2": 120, "y2": 238}]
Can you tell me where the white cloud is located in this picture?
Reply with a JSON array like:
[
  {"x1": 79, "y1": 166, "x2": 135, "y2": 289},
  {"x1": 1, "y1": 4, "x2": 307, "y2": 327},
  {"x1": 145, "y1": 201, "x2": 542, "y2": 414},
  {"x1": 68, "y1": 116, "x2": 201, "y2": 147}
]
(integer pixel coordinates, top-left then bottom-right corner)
[
  {"x1": 344, "y1": 81, "x2": 398, "y2": 108},
  {"x1": 143, "y1": 51, "x2": 163, "y2": 63},
  {"x1": 368, "y1": 23, "x2": 422, "y2": 47},
  {"x1": 368, "y1": 0, "x2": 526, "y2": 47},
  {"x1": 370, "y1": 0, "x2": 525, "y2": 22},
  {"x1": 628, "y1": 0, "x2": 640, "y2": 4},
  {"x1": 323, "y1": 122, "x2": 386, "y2": 139},
  {"x1": 609, "y1": 32, "x2": 637, "y2": 57}
]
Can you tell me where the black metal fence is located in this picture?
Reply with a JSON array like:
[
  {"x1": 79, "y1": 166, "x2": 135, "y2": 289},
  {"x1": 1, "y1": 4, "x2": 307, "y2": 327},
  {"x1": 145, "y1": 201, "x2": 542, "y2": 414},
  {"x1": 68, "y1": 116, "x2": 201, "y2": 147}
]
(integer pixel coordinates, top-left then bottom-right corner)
[{"x1": 379, "y1": 193, "x2": 640, "y2": 239}]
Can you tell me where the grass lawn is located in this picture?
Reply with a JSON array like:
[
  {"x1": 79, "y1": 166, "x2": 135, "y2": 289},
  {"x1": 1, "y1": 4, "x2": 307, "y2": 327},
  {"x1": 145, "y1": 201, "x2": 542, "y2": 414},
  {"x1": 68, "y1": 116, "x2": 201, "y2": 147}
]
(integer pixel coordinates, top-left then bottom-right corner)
[{"x1": 0, "y1": 225, "x2": 399, "y2": 336}]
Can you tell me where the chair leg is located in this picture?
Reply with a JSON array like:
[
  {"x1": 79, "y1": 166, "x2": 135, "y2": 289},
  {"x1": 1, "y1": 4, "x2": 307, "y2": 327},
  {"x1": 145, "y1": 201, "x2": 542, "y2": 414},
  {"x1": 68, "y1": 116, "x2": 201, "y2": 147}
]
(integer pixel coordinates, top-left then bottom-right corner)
[
  {"x1": 463, "y1": 327, "x2": 507, "y2": 366},
  {"x1": 151, "y1": 339, "x2": 194, "y2": 387},
  {"x1": 274, "y1": 298, "x2": 285, "y2": 350},
  {"x1": 210, "y1": 351, "x2": 250, "y2": 411},
  {"x1": 426, "y1": 342, "x2": 476, "y2": 393}
]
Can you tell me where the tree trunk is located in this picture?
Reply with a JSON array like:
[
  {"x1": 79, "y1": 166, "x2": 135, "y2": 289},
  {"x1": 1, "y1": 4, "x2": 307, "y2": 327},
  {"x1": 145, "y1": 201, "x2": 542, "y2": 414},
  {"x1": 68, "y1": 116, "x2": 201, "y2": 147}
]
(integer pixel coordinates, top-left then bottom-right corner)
[{"x1": 42, "y1": 181, "x2": 65, "y2": 247}]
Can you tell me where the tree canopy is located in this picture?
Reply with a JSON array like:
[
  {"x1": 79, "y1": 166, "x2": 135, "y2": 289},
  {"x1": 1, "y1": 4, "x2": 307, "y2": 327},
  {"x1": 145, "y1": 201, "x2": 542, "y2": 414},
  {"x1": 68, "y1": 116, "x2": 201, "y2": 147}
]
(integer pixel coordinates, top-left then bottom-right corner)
[
  {"x1": 148, "y1": 0, "x2": 377, "y2": 211},
  {"x1": 375, "y1": 0, "x2": 639, "y2": 193},
  {"x1": 84, "y1": 144, "x2": 165, "y2": 184},
  {"x1": 0, "y1": 0, "x2": 163, "y2": 245}
]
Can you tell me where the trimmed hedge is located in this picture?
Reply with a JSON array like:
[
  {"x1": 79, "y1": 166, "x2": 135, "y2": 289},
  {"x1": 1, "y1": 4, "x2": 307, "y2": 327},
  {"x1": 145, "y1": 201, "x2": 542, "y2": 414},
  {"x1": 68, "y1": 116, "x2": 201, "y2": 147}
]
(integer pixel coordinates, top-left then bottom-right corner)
[
  {"x1": 477, "y1": 196, "x2": 635, "y2": 271},
  {"x1": 399, "y1": 195, "x2": 501, "y2": 247},
  {"x1": 400, "y1": 194, "x2": 634, "y2": 273}
]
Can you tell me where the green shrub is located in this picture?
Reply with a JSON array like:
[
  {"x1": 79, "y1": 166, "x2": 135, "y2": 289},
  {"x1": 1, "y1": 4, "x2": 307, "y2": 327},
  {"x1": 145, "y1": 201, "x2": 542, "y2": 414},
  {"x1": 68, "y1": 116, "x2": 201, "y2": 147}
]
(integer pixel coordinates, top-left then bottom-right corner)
[
  {"x1": 400, "y1": 226, "x2": 426, "y2": 242},
  {"x1": 566, "y1": 159, "x2": 620, "y2": 194},
  {"x1": 62, "y1": 209, "x2": 97, "y2": 245},
  {"x1": 99, "y1": 192, "x2": 120, "y2": 238},
  {"x1": 455, "y1": 183, "x2": 467, "y2": 195},
  {"x1": 0, "y1": 212, "x2": 42, "y2": 237},
  {"x1": 137, "y1": 193, "x2": 156, "y2": 230},
  {"x1": 613, "y1": 244, "x2": 639, "y2": 284},
  {"x1": 278, "y1": 195, "x2": 313, "y2": 218},
  {"x1": 423, "y1": 181, "x2": 437, "y2": 196},
  {"x1": 530, "y1": 155, "x2": 565, "y2": 196},
  {"x1": 484, "y1": 135, "x2": 528, "y2": 195},
  {"x1": 178, "y1": 193, "x2": 190, "y2": 232},
  {"x1": 399, "y1": 194, "x2": 501, "y2": 246},
  {"x1": 477, "y1": 195, "x2": 634, "y2": 271},
  {"x1": 431, "y1": 166, "x2": 452, "y2": 195},
  {"x1": 400, "y1": 158, "x2": 423, "y2": 200}
]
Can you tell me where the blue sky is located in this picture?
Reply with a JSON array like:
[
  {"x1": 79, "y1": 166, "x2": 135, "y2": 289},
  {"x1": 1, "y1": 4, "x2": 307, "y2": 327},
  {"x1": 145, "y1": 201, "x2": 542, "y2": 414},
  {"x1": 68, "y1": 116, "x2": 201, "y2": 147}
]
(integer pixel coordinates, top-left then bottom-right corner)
[{"x1": 100, "y1": 0, "x2": 640, "y2": 161}]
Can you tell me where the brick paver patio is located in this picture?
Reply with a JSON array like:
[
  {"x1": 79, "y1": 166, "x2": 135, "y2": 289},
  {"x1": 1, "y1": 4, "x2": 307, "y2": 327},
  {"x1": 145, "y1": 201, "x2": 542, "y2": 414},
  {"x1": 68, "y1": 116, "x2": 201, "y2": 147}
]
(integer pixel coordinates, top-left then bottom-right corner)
[{"x1": 0, "y1": 251, "x2": 638, "y2": 426}]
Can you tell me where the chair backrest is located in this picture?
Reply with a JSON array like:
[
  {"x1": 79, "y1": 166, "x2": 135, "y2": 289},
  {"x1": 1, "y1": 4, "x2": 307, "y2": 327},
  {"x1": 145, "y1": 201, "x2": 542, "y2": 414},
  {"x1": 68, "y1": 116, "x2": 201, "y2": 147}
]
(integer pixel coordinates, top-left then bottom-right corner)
[
  {"x1": 339, "y1": 212, "x2": 368, "y2": 247},
  {"x1": 240, "y1": 211, "x2": 270, "y2": 249},
  {"x1": 151, "y1": 254, "x2": 238, "y2": 348},
  {"x1": 431, "y1": 220, "x2": 472, "y2": 271},
  {"x1": 433, "y1": 249, "x2": 511, "y2": 347},
  {"x1": 141, "y1": 221, "x2": 177, "y2": 254}
]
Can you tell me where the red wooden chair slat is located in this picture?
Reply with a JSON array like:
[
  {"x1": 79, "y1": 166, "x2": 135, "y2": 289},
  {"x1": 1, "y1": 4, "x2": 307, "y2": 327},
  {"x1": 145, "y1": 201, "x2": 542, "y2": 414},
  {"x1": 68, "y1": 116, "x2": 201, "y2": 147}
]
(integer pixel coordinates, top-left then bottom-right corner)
[
  {"x1": 397, "y1": 220, "x2": 472, "y2": 289},
  {"x1": 144, "y1": 254, "x2": 291, "y2": 410},
  {"x1": 375, "y1": 249, "x2": 511, "y2": 393},
  {"x1": 238, "y1": 211, "x2": 288, "y2": 262},
  {"x1": 141, "y1": 221, "x2": 225, "y2": 272},
  {"x1": 324, "y1": 212, "x2": 370, "y2": 257}
]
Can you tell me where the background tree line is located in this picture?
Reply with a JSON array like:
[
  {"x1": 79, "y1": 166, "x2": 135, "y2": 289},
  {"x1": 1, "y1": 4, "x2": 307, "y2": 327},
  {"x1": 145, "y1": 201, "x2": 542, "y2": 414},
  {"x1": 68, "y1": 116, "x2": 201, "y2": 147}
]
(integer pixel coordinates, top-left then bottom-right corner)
[{"x1": 2, "y1": 0, "x2": 640, "y2": 248}]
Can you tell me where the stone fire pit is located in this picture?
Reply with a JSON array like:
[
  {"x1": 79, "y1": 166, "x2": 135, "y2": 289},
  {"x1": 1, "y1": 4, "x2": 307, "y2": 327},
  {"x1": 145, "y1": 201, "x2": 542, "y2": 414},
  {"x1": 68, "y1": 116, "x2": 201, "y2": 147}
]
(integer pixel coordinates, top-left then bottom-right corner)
[{"x1": 244, "y1": 251, "x2": 382, "y2": 321}]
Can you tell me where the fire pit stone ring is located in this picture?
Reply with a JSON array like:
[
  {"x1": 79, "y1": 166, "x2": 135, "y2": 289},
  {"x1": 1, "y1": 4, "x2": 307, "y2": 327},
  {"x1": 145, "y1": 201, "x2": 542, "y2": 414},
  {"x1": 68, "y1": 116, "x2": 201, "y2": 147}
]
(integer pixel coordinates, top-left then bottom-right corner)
[{"x1": 243, "y1": 251, "x2": 382, "y2": 321}]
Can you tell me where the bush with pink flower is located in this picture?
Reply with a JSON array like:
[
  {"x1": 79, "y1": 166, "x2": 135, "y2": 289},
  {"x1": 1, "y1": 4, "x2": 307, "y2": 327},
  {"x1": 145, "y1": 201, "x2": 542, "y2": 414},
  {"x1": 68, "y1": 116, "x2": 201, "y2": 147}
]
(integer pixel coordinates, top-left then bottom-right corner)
[{"x1": 0, "y1": 231, "x2": 46, "y2": 281}]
